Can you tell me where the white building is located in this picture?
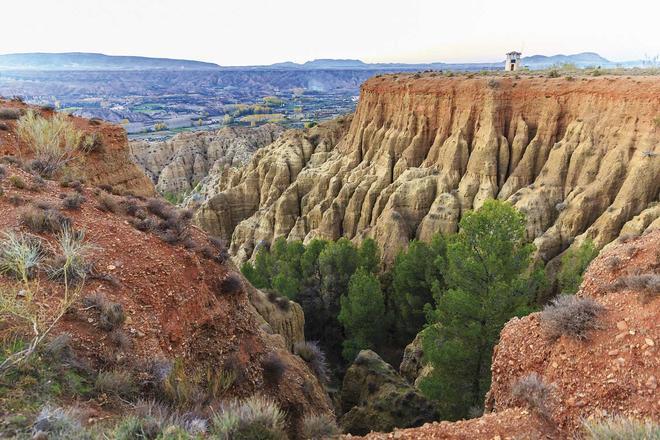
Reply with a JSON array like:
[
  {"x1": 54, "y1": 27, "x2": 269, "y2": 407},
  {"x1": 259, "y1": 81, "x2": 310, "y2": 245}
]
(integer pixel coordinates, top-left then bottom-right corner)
[{"x1": 505, "y1": 51, "x2": 522, "y2": 71}]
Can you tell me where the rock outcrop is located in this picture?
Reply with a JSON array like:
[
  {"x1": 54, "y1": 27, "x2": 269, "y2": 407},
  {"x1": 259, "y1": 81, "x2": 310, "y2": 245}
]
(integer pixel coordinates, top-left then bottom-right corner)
[
  {"x1": 195, "y1": 74, "x2": 659, "y2": 266},
  {"x1": 339, "y1": 350, "x2": 439, "y2": 435},
  {"x1": 130, "y1": 124, "x2": 283, "y2": 196},
  {"x1": 360, "y1": 227, "x2": 659, "y2": 439},
  {"x1": 244, "y1": 281, "x2": 306, "y2": 351}
]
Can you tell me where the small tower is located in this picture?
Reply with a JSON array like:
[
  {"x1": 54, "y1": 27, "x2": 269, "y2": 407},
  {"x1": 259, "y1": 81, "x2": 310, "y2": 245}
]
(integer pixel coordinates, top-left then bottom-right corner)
[{"x1": 505, "y1": 51, "x2": 522, "y2": 71}]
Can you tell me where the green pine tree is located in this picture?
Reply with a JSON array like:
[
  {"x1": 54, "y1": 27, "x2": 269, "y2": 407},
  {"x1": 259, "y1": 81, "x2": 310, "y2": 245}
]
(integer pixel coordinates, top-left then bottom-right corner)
[
  {"x1": 420, "y1": 200, "x2": 544, "y2": 420},
  {"x1": 338, "y1": 268, "x2": 386, "y2": 361}
]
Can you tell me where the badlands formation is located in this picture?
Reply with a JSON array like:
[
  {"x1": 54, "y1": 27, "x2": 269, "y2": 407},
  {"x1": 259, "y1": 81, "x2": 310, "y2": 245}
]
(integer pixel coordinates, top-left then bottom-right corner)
[{"x1": 193, "y1": 74, "x2": 659, "y2": 270}]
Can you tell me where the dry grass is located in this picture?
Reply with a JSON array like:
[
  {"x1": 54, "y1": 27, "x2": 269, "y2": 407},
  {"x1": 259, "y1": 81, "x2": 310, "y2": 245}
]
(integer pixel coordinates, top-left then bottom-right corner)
[
  {"x1": 16, "y1": 110, "x2": 85, "y2": 177},
  {"x1": 582, "y1": 415, "x2": 659, "y2": 439}
]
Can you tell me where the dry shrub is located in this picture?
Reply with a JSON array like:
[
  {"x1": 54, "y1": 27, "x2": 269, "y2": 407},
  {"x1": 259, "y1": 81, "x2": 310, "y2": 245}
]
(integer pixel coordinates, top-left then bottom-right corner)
[
  {"x1": 20, "y1": 205, "x2": 71, "y2": 233},
  {"x1": 96, "y1": 193, "x2": 119, "y2": 213},
  {"x1": 83, "y1": 293, "x2": 125, "y2": 331},
  {"x1": 294, "y1": 341, "x2": 329, "y2": 384},
  {"x1": 16, "y1": 109, "x2": 85, "y2": 177},
  {"x1": 130, "y1": 217, "x2": 157, "y2": 232},
  {"x1": 9, "y1": 175, "x2": 26, "y2": 189},
  {"x1": 540, "y1": 295, "x2": 604, "y2": 340},
  {"x1": 46, "y1": 228, "x2": 95, "y2": 284},
  {"x1": 62, "y1": 192, "x2": 85, "y2": 210},
  {"x1": 217, "y1": 273, "x2": 243, "y2": 295},
  {"x1": 302, "y1": 413, "x2": 340, "y2": 439},
  {"x1": 95, "y1": 370, "x2": 137, "y2": 398},
  {"x1": 261, "y1": 352, "x2": 286, "y2": 386},
  {"x1": 146, "y1": 198, "x2": 173, "y2": 219},
  {"x1": 0, "y1": 108, "x2": 22, "y2": 120},
  {"x1": 511, "y1": 373, "x2": 553, "y2": 421}
]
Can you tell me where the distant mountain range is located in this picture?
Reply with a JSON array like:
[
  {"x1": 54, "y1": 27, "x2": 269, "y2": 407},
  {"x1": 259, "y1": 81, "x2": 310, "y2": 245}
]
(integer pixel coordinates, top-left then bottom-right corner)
[
  {"x1": 0, "y1": 51, "x2": 638, "y2": 71},
  {"x1": 0, "y1": 52, "x2": 220, "y2": 70}
]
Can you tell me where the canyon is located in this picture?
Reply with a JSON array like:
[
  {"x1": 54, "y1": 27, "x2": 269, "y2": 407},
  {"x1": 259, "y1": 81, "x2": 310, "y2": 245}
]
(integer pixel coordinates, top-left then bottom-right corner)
[{"x1": 191, "y1": 74, "x2": 659, "y2": 274}]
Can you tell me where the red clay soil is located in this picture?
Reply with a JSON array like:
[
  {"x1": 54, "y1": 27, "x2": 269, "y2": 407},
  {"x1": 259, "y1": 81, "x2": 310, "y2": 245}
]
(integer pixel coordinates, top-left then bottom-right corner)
[
  {"x1": 0, "y1": 164, "x2": 331, "y2": 433},
  {"x1": 357, "y1": 230, "x2": 659, "y2": 439},
  {"x1": 0, "y1": 99, "x2": 155, "y2": 196}
]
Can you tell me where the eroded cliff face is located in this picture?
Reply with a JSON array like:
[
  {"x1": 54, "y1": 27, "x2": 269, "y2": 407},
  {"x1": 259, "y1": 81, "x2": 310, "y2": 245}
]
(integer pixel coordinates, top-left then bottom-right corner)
[
  {"x1": 197, "y1": 75, "x2": 660, "y2": 265},
  {"x1": 130, "y1": 124, "x2": 284, "y2": 196}
]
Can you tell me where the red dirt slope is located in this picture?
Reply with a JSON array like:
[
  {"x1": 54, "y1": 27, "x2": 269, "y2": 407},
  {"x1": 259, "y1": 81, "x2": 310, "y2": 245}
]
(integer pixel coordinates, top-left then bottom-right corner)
[
  {"x1": 359, "y1": 229, "x2": 659, "y2": 439},
  {"x1": 0, "y1": 164, "x2": 331, "y2": 434}
]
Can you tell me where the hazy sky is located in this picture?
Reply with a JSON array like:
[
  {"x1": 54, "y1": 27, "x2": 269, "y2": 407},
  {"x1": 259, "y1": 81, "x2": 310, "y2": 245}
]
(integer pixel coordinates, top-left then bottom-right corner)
[{"x1": 2, "y1": 0, "x2": 658, "y2": 65}]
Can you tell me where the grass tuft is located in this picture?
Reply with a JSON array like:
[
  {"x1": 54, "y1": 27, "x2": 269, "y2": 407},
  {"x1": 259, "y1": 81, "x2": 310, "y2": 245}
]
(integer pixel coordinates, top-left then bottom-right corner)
[
  {"x1": 211, "y1": 395, "x2": 287, "y2": 440},
  {"x1": 302, "y1": 413, "x2": 340, "y2": 440}
]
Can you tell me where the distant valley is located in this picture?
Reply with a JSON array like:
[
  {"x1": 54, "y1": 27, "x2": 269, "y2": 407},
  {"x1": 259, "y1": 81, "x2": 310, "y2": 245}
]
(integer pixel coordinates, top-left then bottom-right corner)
[{"x1": 0, "y1": 51, "x2": 651, "y2": 141}]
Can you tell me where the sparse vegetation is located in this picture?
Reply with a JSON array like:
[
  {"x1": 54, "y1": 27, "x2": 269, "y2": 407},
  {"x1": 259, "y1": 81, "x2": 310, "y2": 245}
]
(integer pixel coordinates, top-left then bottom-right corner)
[
  {"x1": 62, "y1": 192, "x2": 85, "y2": 210},
  {"x1": 582, "y1": 415, "x2": 660, "y2": 439},
  {"x1": 511, "y1": 373, "x2": 553, "y2": 421},
  {"x1": 0, "y1": 108, "x2": 22, "y2": 120},
  {"x1": 20, "y1": 205, "x2": 71, "y2": 233},
  {"x1": 46, "y1": 228, "x2": 95, "y2": 284},
  {"x1": 294, "y1": 341, "x2": 329, "y2": 384},
  {"x1": 540, "y1": 295, "x2": 604, "y2": 340},
  {"x1": 301, "y1": 413, "x2": 340, "y2": 439},
  {"x1": 9, "y1": 175, "x2": 26, "y2": 189},
  {"x1": 0, "y1": 231, "x2": 43, "y2": 280},
  {"x1": 262, "y1": 353, "x2": 285, "y2": 386},
  {"x1": 211, "y1": 395, "x2": 287, "y2": 440},
  {"x1": 96, "y1": 193, "x2": 120, "y2": 213},
  {"x1": 218, "y1": 273, "x2": 243, "y2": 295},
  {"x1": 16, "y1": 110, "x2": 85, "y2": 177},
  {"x1": 557, "y1": 240, "x2": 599, "y2": 294},
  {"x1": 95, "y1": 370, "x2": 137, "y2": 399}
]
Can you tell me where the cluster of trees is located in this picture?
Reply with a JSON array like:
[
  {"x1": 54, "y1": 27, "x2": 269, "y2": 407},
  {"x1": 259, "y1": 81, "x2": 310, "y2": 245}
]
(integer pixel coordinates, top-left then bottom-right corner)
[{"x1": 241, "y1": 200, "x2": 596, "y2": 420}]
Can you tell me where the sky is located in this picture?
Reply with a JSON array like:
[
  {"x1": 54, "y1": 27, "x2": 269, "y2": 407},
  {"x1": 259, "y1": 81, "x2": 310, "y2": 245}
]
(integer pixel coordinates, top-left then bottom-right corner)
[{"x1": 1, "y1": 0, "x2": 658, "y2": 66}]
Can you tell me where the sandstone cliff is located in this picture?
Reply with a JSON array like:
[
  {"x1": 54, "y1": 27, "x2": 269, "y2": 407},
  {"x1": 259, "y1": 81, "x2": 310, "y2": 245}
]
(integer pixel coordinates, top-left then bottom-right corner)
[
  {"x1": 196, "y1": 75, "x2": 659, "y2": 266},
  {"x1": 130, "y1": 124, "x2": 283, "y2": 196}
]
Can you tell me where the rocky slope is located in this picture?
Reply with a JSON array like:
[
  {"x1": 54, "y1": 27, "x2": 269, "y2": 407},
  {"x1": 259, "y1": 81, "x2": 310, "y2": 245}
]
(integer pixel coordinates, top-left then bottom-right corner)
[
  {"x1": 0, "y1": 99, "x2": 155, "y2": 196},
  {"x1": 129, "y1": 124, "x2": 283, "y2": 196},
  {"x1": 0, "y1": 164, "x2": 331, "y2": 436},
  {"x1": 339, "y1": 350, "x2": 438, "y2": 435},
  {"x1": 195, "y1": 74, "x2": 659, "y2": 266},
  {"x1": 358, "y1": 227, "x2": 659, "y2": 439}
]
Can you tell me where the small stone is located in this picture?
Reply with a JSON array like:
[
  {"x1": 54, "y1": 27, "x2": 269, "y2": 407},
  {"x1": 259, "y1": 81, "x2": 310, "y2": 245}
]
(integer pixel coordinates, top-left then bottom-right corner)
[
  {"x1": 646, "y1": 376, "x2": 657, "y2": 389},
  {"x1": 616, "y1": 321, "x2": 628, "y2": 330},
  {"x1": 645, "y1": 338, "x2": 654, "y2": 347},
  {"x1": 608, "y1": 349, "x2": 619, "y2": 356},
  {"x1": 87, "y1": 317, "x2": 94, "y2": 323},
  {"x1": 107, "y1": 264, "x2": 116, "y2": 271},
  {"x1": 552, "y1": 362, "x2": 558, "y2": 368}
]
